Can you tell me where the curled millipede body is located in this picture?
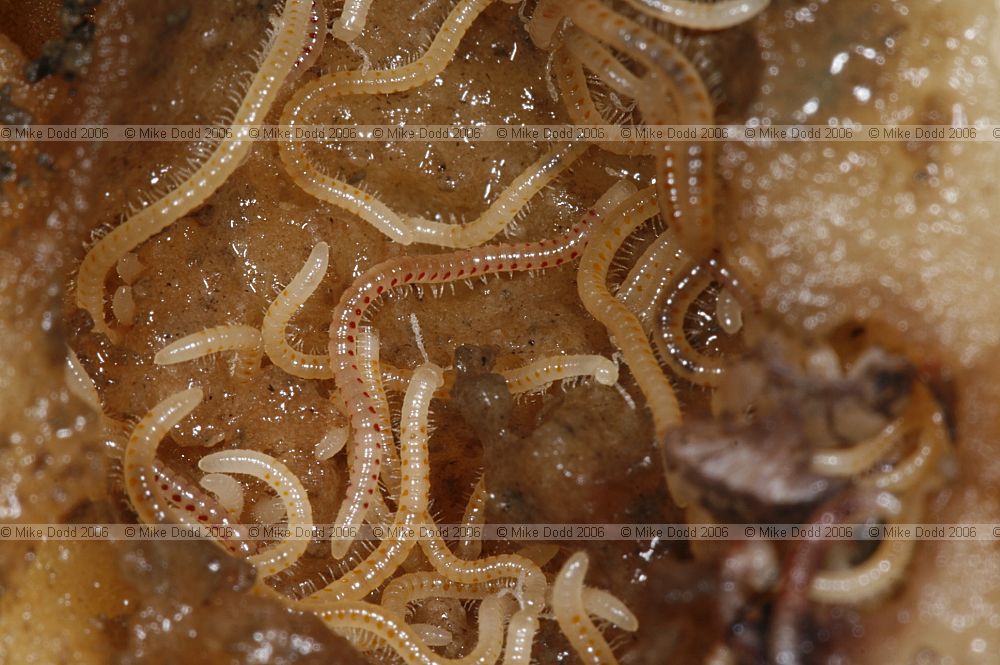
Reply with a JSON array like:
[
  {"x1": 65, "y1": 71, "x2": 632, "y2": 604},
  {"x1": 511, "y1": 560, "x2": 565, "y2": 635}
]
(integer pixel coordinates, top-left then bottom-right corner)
[
  {"x1": 326, "y1": 329, "x2": 398, "y2": 560},
  {"x1": 581, "y1": 587, "x2": 639, "y2": 632},
  {"x1": 528, "y1": 0, "x2": 568, "y2": 49},
  {"x1": 289, "y1": 0, "x2": 327, "y2": 81},
  {"x1": 553, "y1": 552, "x2": 621, "y2": 665},
  {"x1": 769, "y1": 491, "x2": 894, "y2": 665},
  {"x1": 298, "y1": 357, "x2": 441, "y2": 605},
  {"x1": 811, "y1": 419, "x2": 904, "y2": 478},
  {"x1": 317, "y1": 598, "x2": 506, "y2": 665},
  {"x1": 356, "y1": 330, "x2": 402, "y2": 496},
  {"x1": 198, "y1": 449, "x2": 313, "y2": 578},
  {"x1": 623, "y1": 0, "x2": 770, "y2": 30},
  {"x1": 278, "y1": 0, "x2": 497, "y2": 246},
  {"x1": 554, "y1": 43, "x2": 653, "y2": 157},
  {"x1": 67, "y1": 351, "x2": 254, "y2": 555},
  {"x1": 863, "y1": 410, "x2": 948, "y2": 493},
  {"x1": 551, "y1": 0, "x2": 719, "y2": 262},
  {"x1": 407, "y1": 143, "x2": 590, "y2": 248},
  {"x1": 578, "y1": 186, "x2": 681, "y2": 438},
  {"x1": 810, "y1": 491, "x2": 921, "y2": 605},
  {"x1": 77, "y1": 0, "x2": 313, "y2": 339},
  {"x1": 616, "y1": 227, "x2": 688, "y2": 329},
  {"x1": 262, "y1": 241, "x2": 335, "y2": 379},
  {"x1": 380, "y1": 571, "x2": 514, "y2": 617},
  {"x1": 198, "y1": 471, "x2": 246, "y2": 517},
  {"x1": 124, "y1": 388, "x2": 204, "y2": 527},
  {"x1": 656, "y1": 262, "x2": 726, "y2": 387},
  {"x1": 418, "y1": 521, "x2": 547, "y2": 613},
  {"x1": 152, "y1": 460, "x2": 257, "y2": 557},
  {"x1": 563, "y1": 29, "x2": 641, "y2": 99}
]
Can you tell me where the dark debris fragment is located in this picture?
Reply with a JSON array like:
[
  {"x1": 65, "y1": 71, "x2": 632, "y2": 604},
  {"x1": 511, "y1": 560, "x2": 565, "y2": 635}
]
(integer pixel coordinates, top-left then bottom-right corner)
[
  {"x1": 663, "y1": 338, "x2": 914, "y2": 524},
  {"x1": 0, "y1": 84, "x2": 33, "y2": 126},
  {"x1": 0, "y1": 152, "x2": 16, "y2": 183},
  {"x1": 664, "y1": 413, "x2": 844, "y2": 524},
  {"x1": 24, "y1": 0, "x2": 102, "y2": 82}
]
